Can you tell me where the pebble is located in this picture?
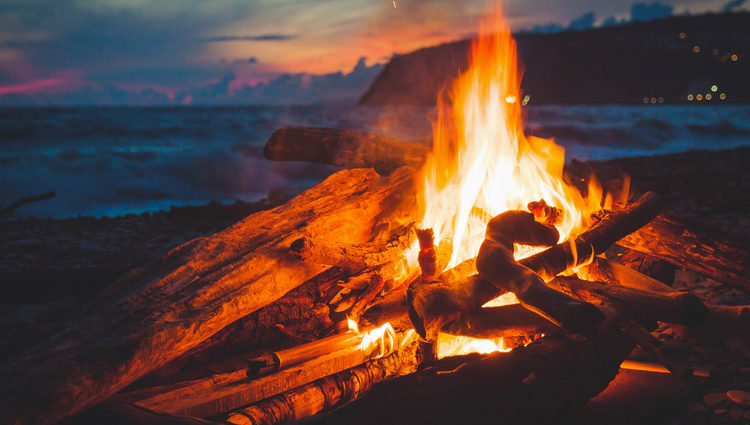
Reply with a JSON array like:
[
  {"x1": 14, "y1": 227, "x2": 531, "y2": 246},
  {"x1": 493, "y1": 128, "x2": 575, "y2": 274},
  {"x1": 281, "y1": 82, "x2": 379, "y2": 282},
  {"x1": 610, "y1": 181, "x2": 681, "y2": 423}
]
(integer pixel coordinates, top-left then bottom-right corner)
[
  {"x1": 704, "y1": 392, "x2": 728, "y2": 407},
  {"x1": 726, "y1": 390, "x2": 750, "y2": 406}
]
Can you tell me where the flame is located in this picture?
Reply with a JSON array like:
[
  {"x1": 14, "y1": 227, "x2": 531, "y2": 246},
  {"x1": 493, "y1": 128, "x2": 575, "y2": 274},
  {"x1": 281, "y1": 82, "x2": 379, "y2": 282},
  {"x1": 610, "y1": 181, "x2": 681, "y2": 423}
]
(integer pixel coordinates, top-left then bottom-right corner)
[
  {"x1": 419, "y1": 6, "x2": 599, "y2": 269},
  {"x1": 418, "y1": 6, "x2": 606, "y2": 357},
  {"x1": 348, "y1": 319, "x2": 397, "y2": 359}
]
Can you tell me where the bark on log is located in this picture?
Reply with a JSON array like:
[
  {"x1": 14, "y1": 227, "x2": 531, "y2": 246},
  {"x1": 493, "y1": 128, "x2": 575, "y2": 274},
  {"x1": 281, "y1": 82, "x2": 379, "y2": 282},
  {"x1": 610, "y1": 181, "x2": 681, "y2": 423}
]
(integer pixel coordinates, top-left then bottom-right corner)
[
  {"x1": 264, "y1": 127, "x2": 430, "y2": 175},
  {"x1": 617, "y1": 213, "x2": 750, "y2": 292},
  {"x1": 0, "y1": 168, "x2": 417, "y2": 425},
  {"x1": 309, "y1": 332, "x2": 635, "y2": 425}
]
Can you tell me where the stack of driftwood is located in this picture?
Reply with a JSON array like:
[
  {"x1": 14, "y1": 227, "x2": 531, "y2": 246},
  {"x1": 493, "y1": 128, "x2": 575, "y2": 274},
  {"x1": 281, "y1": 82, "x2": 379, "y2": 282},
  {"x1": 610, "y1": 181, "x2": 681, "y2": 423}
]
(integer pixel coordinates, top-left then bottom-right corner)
[{"x1": 1, "y1": 127, "x2": 748, "y2": 425}]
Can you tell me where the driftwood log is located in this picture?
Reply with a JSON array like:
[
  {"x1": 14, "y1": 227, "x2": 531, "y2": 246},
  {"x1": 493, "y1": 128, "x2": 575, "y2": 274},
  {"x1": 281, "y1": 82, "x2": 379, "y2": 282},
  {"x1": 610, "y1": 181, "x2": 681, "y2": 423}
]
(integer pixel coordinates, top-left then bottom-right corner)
[
  {"x1": 266, "y1": 127, "x2": 749, "y2": 288},
  {"x1": 583, "y1": 257, "x2": 750, "y2": 336},
  {"x1": 618, "y1": 213, "x2": 750, "y2": 293},
  {"x1": 264, "y1": 127, "x2": 430, "y2": 175},
  {"x1": 0, "y1": 168, "x2": 417, "y2": 425}
]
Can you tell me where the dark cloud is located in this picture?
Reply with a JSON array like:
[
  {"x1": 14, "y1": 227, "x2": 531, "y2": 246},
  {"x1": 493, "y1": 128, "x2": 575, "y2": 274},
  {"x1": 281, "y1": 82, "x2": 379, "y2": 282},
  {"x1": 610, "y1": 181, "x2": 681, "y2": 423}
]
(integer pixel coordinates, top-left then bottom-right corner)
[
  {"x1": 630, "y1": 2, "x2": 673, "y2": 21},
  {"x1": 721, "y1": 0, "x2": 747, "y2": 11},
  {"x1": 201, "y1": 34, "x2": 296, "y2": 42}
]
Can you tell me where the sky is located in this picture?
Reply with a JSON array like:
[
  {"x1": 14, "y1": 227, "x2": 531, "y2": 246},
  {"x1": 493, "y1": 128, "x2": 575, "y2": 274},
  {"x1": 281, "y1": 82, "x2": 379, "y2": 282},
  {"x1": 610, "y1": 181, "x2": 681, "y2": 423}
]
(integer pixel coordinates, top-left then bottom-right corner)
[{"x1": 0, "y1": 0, "x2": 745, "y2": 105}]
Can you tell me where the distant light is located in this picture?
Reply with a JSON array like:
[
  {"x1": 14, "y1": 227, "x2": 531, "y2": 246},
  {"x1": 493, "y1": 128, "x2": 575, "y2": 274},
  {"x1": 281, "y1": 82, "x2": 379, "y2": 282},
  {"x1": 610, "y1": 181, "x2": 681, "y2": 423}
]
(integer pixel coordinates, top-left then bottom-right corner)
[
  {"x1": 705, "y1": 93, "x2": 712, "y2": 100},
  {"x1": 505, "y1": 95, "x2": 517, "y2": 104},
  {"x1": 522, "y1": 94, "x2": 531, "y2": 106},
  {"x1": 731, "y1": 54, "x2": 739, "y2": 61},
  {"x1": 720, "y1": 93, "x2": 727, "y2": 100},
  {"x1": 650, "y1": 97, "x2": 657, "y2": 104},
  {"x1": 693, "y1": 45, "x2": 700, "y2": 53},
  {"x1": 679, "y1": 32, "x2": 686, "y2": 39},
  {"x1": 687, "y1": 94, "x2": 694, "y2": 101},
  {"x1": 711, "y1": 85, "x2": 718, "y2": 92},
  {"x1": 696, "y1": 94, "x2": 703, "y2": 101},
  {"x1": 658, "y1": 97, "x2": 664, "y2": 103},
  {"x1": 642, "y1": 97, "x2": 649, "y2": 104}
]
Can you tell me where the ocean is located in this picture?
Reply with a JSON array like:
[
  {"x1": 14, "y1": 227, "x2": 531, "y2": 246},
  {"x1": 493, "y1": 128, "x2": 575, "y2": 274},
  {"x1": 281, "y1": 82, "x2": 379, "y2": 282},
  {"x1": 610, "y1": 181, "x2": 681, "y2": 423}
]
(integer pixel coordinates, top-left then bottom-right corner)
[{"x1": 1, "y1": 104, "x2": 749, "y2": 218}]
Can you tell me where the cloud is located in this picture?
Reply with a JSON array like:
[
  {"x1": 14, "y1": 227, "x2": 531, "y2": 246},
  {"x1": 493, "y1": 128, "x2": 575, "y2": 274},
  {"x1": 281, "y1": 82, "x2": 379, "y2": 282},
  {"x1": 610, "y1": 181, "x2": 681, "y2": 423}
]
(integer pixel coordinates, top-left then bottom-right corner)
[
  {"x1": 630, "y1": 2, "x2": 673, "y2": 21},
  {"x1": 177, "y1": 57, "x2": 383, "y2": 105},
  {"x1": 201, "y1": 34, "x2": 296, "y2": 42},
  {"x1": 721, "y1": 0, "x2": 747, "y2": 11},
  {"x1": 568, "y1": 11, "x2": 596, "y2": 30}
]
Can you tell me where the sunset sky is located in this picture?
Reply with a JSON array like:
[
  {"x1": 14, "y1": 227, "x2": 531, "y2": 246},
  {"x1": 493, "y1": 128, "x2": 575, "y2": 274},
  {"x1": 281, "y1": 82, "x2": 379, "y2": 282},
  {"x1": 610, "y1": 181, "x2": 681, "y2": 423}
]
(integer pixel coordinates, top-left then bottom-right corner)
[{"x1": 0, "y1": 0, "x2": 742, "y2": 103}]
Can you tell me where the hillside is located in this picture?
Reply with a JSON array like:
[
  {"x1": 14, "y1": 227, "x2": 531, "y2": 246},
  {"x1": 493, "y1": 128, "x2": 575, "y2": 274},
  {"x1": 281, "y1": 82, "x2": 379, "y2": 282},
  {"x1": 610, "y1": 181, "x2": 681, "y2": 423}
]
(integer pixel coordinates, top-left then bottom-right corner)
[{"x1": 359, "y1": 12, "x2": 750, "y2": 105}]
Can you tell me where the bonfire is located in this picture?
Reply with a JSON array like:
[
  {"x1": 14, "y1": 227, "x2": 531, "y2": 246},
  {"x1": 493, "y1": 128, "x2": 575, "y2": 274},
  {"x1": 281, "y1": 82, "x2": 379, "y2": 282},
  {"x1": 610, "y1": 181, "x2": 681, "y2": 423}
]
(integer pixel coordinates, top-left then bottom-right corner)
[{"x1": 1, "y1": 6, "x2": 748, "y2": 425}]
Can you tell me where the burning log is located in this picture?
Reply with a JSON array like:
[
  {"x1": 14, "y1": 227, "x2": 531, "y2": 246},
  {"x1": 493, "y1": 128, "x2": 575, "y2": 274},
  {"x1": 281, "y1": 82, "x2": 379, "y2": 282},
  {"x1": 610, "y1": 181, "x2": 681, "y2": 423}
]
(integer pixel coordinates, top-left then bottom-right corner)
[
  {"x1": 0, "y1": 168, "x2": 417, "y2": 425},
  {"x1": 476, "y1": 210, "x2": 604, "y2": 336},
  {"x1": 407, "y1": 192, "x2": 663, "y2": 339},
  {"x1": 223, "y1": 331, "x2": 420, "y2": 425},
  {"x1": 263, "y1": 127, "x2": 430, "y2": 175}
]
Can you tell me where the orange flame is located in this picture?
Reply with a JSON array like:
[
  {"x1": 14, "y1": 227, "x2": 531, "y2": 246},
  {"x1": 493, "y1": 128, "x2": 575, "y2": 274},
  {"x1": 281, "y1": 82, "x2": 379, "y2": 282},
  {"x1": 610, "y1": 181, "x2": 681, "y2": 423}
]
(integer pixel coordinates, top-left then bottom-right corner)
[
  {"x1": 420, "y1": 6, "x2": 598, "y2": 270},
  {"x1": 417, "y1": 6, "x2": 605, "y2": 357}
]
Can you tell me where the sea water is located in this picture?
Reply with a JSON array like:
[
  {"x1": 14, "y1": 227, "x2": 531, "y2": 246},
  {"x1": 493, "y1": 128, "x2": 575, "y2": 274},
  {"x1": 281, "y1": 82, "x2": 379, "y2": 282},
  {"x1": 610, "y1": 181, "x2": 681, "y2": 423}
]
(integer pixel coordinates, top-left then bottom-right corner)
[{"x1": 1, "y1": 104, "x2": 749, "y2": 218}]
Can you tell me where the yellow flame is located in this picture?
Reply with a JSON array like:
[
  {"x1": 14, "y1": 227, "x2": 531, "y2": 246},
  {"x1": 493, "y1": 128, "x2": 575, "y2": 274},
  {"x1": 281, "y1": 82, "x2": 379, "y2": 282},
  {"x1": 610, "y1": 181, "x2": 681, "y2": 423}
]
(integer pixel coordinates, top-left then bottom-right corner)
[
  {"x1": 419, "y1": 6, "x2": 605, "y2": 358},
  {"x1": 436, "y1": 333, "x2": 511, "y2": 358},
  {"x1": 349, "y1": 320, "x2": 397, "y2": 359}
]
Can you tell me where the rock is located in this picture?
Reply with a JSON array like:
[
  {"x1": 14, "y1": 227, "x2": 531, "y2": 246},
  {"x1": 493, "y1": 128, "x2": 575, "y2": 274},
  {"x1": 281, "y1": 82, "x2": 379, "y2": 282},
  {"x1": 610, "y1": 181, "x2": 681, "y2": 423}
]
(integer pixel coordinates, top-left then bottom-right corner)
[
  {"x1": 726, "y1": 390, "x2": 750, "y2": 406},
  {"x1": 728, "y1": 409, "x2": 743, "y2": 420},
  {"x1": 687, "y1": 401, "x2": 706, "y2": 413},
  {"x1": 704, "y1": 392, "x2": 728, "y2": 407}
]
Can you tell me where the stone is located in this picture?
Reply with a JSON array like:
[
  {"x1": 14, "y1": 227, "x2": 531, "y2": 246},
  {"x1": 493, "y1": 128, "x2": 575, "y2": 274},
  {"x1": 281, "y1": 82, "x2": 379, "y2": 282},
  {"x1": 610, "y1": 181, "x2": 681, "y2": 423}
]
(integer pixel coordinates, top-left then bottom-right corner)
[
  {"x1": 726, "y1": 390, "x2": 750, "y2": 407},
  {"x1": 728, "y1": 409, "x2": 743, "y2": 420},
  {"x1": 704, "y1": 392, "x2": 728, "y2": 407}
]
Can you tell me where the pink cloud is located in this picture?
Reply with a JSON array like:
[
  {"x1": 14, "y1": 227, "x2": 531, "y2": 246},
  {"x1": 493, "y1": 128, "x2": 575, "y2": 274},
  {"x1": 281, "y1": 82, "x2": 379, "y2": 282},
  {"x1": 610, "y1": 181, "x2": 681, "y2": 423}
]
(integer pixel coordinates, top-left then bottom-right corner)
[{"x1": 0, "y1": 77, "x2": 71, "y2": 95}]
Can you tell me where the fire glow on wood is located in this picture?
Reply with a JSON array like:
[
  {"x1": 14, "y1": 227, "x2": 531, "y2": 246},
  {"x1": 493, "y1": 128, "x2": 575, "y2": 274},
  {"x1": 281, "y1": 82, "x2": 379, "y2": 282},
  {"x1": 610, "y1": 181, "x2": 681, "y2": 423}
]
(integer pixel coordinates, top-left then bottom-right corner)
[{"x1": 354, "y1": 6, "x2": 624, "y2": 358}]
